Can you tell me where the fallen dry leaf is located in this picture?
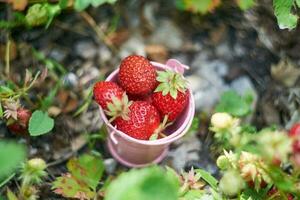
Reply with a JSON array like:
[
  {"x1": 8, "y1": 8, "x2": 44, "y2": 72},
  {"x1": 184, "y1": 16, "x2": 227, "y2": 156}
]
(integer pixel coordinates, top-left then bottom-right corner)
[
  {"x1": 9, "y1": 0, "x2": 28, "y2": 11},
  {"x1": 145, "y1": 44, "x2": 168, "y2": 63},
  {"x1": 271, "y1": 58, "x2": 300, "y2": 87}
]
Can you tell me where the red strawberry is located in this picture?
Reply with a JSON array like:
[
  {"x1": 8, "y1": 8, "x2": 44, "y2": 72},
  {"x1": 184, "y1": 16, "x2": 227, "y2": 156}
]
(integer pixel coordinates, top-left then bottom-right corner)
[
  {"x1": 289, "y1": 123, "x2": 300, "y2": 167},
  {"x1": 289, "y1": 123, "x2": 300, "y2": 138},
  {"x1": 118, "y1": 55, "x2": 157, "y2": 95},
  {"x1": 128, "y1": 94, "x2": 153, "y2": 104},
  {"x1": 8, "y1": 108, "x2": 32, "y2": 134},
  {"x1": 93, "y1": 81, "x2": 124, "y2": 110},
  {"x1": 152, "y1": 70, "x2": 189, "y2": 121},
  {"x1": 268, "y1": 187, "x2": 293, "y2": 200},
  {"x1": 113, "y1": 101, "x2": 161, "y2": 140}
]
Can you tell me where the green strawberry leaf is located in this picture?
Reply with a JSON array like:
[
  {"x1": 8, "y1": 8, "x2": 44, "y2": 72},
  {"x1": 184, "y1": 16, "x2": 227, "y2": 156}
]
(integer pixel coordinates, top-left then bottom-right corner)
[
  {"x1": 182, "y1": 190, "x2": 205, "y2": 200},
  {"x1": 28, "y1": 110, "x2": 54, "y2": 136},
  {"x1": 237, "y1": 0, "x2": 255, "y2": 10},
  {"x1": 52, "y1": 173, "x2": 95, "y2": 199},
  {"x1": 52, "y1": 154, "x2": 104, "y2": 199},
  {"x1": 195, "y1": 169, "x2": 218, "y2": 191},
  {"x1": 105, "y1": 166, "x2": 179, "y2": 200},
  {"x1": 67, "y1": 154, "x2": 104, "y2": 190},
  {"x1": 74, "y1": 0, "x2": 117, "y2": 11},
  {"x1": 0, "y1": 141, "x2": 26, "y2": 180},
  {"x1": 273, "y1": 0, "x2": 298, "y2": 30},
  {"x1": 216, "y1": 90, "x2": 252, "y2": 117}
]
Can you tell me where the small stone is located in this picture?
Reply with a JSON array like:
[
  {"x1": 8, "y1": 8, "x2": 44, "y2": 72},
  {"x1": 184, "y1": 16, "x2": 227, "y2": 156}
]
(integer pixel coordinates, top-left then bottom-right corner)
[
  {"x1": 63, "y1": 73, "x2": 78, "y2": 88},
  {"x1": 98, "y1": 46, "x2": 112, "y2": 64},
  {"x1": 75, "y1": 41, "x2": 97, "y2": 59},
  {"x1": 215, "y1": 42, "x2": 232, "y2": 60},
  {"x1": 49, "y1": 48, "x2": 67, "y2": 62},
  {"x1": 149, "y1": 20, "x2": 184, "y2": 51},
  {"x1": 104, "y1": 158, "x2": 117, "y2": 174},
  {"x1": 186, "y1": 74, "x2": 229, "y2": 112},
  {"x1": 168, "y1": 135, "x2": 201, "y2": 171},
  {"x1": 119, "y1": 33, "x2": 145, "y2": 58},
  {"x1": 230, "y1": 76, "x2": 258, "y2": 103}
]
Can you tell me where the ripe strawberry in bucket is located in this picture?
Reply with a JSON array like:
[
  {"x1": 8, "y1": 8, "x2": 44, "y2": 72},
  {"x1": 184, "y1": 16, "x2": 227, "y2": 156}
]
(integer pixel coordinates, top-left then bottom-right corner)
[
  {"x1": 93, "y1": 81, "x2": 125, "y2": 110},
  {"x1": 112, "y1": 101, "x2": 161, "y2": 140},
  {"x1": 118, "y1": 55, "x2": 157, "y2": 95},
  {"x1": 152, "y1": 69, "x2": 189, "y2": 121}
]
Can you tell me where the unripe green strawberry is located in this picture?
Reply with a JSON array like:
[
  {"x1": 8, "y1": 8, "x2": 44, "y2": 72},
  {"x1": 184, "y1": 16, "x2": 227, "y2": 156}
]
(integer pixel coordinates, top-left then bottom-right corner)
[{"x1": 219, "y1": 170, "x2": 245, "y2": 197}]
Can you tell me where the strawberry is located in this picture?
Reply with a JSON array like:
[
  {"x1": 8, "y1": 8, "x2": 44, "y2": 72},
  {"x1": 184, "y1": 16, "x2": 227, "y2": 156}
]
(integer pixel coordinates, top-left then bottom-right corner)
[
  {"x1": 289, "y1": 123, "x2": 300, "y2": 166},
  {"x1": 8, "y1": 108, "x2": 32, "y2": 134},
  {"x1": 152, "y1": 70, "x2": 189, "y2": 121},
  {"x1": 289, "y1": 123, "x2": 300, "y2": 138},
  {"x1": 128, "y1": 94, "x2": 153, "y2": 104},
  {"x1": 93, "y1": 81, "x2": 124, "y2": 110},
  {"x1": 118, "y1": 55, "x2": 157, "y2": 95},
  {"x1": 113, "y1": 101, "x2": 161, "y2": 140}
]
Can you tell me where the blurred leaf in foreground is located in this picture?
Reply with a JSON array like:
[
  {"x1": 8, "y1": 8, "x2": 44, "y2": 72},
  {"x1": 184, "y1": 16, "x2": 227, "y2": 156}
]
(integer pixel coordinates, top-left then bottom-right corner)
[
  {"x1": 0, "y1": 141, "x2": 26, "y2": 180},
  {"x1": 105, "y1": 166, "x2": 179, "y2": 200}
]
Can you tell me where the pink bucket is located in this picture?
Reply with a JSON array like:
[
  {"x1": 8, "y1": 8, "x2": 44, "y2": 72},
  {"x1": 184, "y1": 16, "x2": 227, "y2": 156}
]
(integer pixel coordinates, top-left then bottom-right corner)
[{"x1": 100, "y1": 59, "x2": 195, "y2": 167}]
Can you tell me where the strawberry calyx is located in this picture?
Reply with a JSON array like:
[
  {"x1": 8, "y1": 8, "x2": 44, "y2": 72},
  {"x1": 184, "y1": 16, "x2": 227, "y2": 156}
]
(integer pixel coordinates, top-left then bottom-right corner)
[
  {"x1": 149, "y1": 115, "x2": 173, "y2": 140},
  {"x1": 105, "y1": 93, "x2": 132, "y2": 122},
  {"x1": 154, "y1": 69, "x2": 188, "y2": 99}
]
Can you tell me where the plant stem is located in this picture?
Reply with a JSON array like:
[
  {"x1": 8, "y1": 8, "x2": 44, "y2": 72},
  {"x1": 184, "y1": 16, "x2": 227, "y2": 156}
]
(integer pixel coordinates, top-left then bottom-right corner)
[
  {"x1": 79, "y1": 11, "x2": 118, "y2": 54},
  {"x1": 0, "y1": 173, "x2": 15, "y2": 188},
  {"x1": 5, "y1": 36, "x2": 11, "y2": 77}
]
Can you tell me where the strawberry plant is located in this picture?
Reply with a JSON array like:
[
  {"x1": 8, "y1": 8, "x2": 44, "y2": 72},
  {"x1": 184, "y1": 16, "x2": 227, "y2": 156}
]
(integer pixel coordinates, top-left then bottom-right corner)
[{"x1": 176, "y1": 0, "x2": 300, "y2": 30}]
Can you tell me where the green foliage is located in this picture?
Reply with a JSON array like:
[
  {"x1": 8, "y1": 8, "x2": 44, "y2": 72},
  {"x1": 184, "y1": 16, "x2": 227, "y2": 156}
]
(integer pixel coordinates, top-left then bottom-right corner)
[
  {"x1": 175, "y1": 0, "x2": 218, "y2": 14},
  {"x1": 105, "y1": 166, "x2": 179, "y2": 200},
  {"x1": 216, "y1": 90, "x2": 252, "y2": 117},
  {"x1": 25, "y1": 3, "x2": 62, "y2": 28},
  {"x1": 6, "y1": 189, "x2": 18, "y2": 200},
  {"x1": 181, "y1": 190, "x2": 205, "y2": 199},
  {"x1": 28, "y1": 110, "x2": 54, "y2": 136},
  {"x1": 175, "y1": 0, "x2": 255, "y2": 14},
  {"x1": 0, "y1": 141, "x2": 26, "y2": 180},
  {"x1": 74, "y1": 0, "x2": 118, "y2": 11},
  {"x1": 237, "y1": 0, "x2": 255, "y2": 10},
  {"x1": 52, "y1": 154, "x2": 104, "y2": 199},
  {"x1": 0, "y1": 101, "x2": 3, "y2": 118},
  {"x1": 273, "y1": 0, "x2": 298, "y2": 30},
  {"x1": 195, "y1": 169, "x2": 218, "y2": 191}
]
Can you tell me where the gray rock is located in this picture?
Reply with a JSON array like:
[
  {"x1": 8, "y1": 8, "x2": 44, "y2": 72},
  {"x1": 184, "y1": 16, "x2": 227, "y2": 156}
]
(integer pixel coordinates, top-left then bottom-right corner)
[
  {"x1": 104, "y1": 158, "x2": 118, "y2": 174},
  {"x1": 168, "y1": 135, "x2": 202, "y2": 171},
  {"x1": 77, "y1": 62, "x2": 100, "y2": 86},
  {"x1": 230, "y1": 76, "x2": 258, "y2": 102},
  {"x1": 63, "y1": 72, "x2": 79, "y2": 88},
  {"x1": 75, "y1": 41, "x2": 97, "y2": 59},
  {"x1": 215, "y1": 42, "x2": 232, "y2": 60},
  {"x1": 149, "y1": 20, "x2": 184, "y2": 51},
  {"x1": 119, "y1": 33, "x2": 146, "y2": 58},
  {"x1": 49, "y1": 48, "x2": 67, "y2": 62},
  {"x1": 98, "y1": 45, "x2": 112, "y2": 64}
]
